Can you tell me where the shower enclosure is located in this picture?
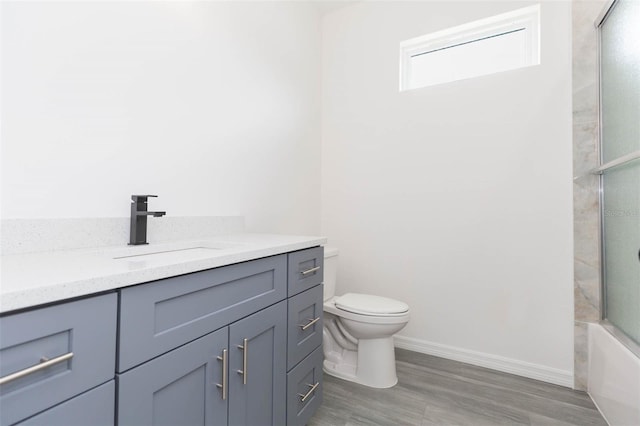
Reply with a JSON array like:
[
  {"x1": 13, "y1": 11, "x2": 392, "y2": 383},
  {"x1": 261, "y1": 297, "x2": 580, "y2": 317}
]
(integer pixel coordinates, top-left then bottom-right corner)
[{"x1": 597, "y1": 0, "x2": 640, "y2": 354}]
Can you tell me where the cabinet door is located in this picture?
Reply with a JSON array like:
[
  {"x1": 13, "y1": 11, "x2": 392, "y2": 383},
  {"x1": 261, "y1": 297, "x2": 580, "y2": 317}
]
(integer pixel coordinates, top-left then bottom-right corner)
[
  {"x1": 117, "y1": 328, "x2": 228, "y2": 426},
  {"x1": 228, "y1": 301, "x2": 286, "y2": 426}
]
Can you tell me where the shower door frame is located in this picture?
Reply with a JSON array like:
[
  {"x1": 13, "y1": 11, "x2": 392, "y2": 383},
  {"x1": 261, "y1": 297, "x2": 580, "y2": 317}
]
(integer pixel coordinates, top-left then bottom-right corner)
[{"x1": 595, "y1": 0, "x2": 640, "y2": 358}]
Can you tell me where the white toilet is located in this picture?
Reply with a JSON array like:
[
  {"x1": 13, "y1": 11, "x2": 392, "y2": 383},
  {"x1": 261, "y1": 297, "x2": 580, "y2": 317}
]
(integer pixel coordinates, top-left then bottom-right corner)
[{"x1": 322, "y1": 247, "x2": 410, "y2": 388}]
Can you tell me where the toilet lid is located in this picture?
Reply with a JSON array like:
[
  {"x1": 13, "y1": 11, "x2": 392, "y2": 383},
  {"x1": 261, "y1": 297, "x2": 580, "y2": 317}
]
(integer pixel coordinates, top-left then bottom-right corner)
[{"x1": 335, "y1": 293, "x2": 409, "y2": 316}]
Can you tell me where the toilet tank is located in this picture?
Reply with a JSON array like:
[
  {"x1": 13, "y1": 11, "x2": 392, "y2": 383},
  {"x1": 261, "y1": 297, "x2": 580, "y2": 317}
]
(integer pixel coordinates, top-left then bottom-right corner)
[{"x1": 323, "y1": 247, "x2": 339, "y2": 301}]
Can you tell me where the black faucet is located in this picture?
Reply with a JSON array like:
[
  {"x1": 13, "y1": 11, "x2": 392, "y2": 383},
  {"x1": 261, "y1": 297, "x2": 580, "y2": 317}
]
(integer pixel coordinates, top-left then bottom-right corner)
[{"x1": 129, "y1": 195, "x2": 166, "y2": 245}]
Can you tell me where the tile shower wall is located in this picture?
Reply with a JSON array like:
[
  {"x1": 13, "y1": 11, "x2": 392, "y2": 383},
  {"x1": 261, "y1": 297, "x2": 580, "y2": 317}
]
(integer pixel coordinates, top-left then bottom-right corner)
[{"x1": 572, "y1": 0, "x2": 607, "y2": 391}]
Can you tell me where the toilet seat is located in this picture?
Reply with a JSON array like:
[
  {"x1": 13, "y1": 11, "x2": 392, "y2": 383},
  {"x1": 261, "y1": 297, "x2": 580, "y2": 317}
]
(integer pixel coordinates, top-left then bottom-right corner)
[{"x1": 335, "y1": 293, "x2": 409, "y2": 316}]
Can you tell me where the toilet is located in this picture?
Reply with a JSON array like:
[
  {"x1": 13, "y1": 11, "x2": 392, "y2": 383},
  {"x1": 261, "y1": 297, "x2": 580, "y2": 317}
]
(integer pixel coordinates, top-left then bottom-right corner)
[{"x1": 322, "y1": 247, "x2": 410, "y2": 388}]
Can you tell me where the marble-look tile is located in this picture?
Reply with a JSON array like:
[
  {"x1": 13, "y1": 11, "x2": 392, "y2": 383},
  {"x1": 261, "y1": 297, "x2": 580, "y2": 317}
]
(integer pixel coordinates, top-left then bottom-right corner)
[
  {"x1": 573, "y1": 176, "x2": 599, "y2": 217},
  {"x1": 572, "y1": 2, "x2": 603, "y2": 127},
  {"x1": 574, "y1": 321, "x2": 590, "y2": 391},
  {"x1": 575, "y1": 279, "x2": 601, "y2": 322},
  {"x1": 572, "y1": 121, "x2": 599, "y2": 177},
  {"x1": 574, "y1": 254, "x2": 600, "y2": 283},
  {"x1": 572, "y1": 85, "x2": 599, "y2": 125},
  {"x1": 573, "y1": 219, "x2": 600, "y2": 270},
  {"x1": 572, "y1": 0, "x2": 608, "y2": 398}
]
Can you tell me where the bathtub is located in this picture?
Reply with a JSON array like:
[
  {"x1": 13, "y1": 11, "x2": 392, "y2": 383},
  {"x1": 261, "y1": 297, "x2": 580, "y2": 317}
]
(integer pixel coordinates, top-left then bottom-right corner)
[{"x1": 588, "y1": 323, "x2": 640, "y2": 425}]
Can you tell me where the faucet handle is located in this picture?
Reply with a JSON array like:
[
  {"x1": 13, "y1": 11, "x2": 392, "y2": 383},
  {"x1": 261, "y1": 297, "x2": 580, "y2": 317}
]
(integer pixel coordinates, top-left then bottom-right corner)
[{"x1": 131, "y1": 195, "x2": 158, "y2": 203}]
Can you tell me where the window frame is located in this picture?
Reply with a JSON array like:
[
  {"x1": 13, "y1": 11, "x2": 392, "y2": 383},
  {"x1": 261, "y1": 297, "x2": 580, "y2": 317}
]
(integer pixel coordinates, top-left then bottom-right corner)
[{"x1": 399, "y1": 4, "x2": 541, "y2": 91}]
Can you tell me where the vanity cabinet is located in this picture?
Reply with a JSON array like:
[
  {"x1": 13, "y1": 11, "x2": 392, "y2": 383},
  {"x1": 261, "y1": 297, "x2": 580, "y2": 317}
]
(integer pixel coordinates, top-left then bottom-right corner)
[{"x1": 0, "y1": 246, "x2": 323, "y2": 426}]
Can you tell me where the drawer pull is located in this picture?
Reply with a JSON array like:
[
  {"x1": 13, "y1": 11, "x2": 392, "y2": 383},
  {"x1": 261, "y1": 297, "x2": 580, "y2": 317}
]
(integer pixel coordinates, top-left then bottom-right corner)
[
  {"x1": 0, "y1": 352, "x2": 74, "y2": 386},
  {"x1": 216, "y1": 349, "x2": 227, "y2": 400},
  {"x1": 299, "y1": 317, "x2": 320, "y2": 331},
  {"x1": 298, "y1": 382, "x2": 320, "y2": 402},
  {"x1": 237, "y1": 338, "x2": 248, "y2": 385},
  {"x1": 300, "y1": 266, "x2": 320, "y2": 276}
]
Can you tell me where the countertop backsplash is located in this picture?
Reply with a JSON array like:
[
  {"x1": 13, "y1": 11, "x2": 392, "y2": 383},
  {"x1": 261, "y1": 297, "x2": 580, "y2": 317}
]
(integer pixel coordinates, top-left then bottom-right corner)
[{"x1": 1, "y1": 216, "x2": 245, "y2": 255}]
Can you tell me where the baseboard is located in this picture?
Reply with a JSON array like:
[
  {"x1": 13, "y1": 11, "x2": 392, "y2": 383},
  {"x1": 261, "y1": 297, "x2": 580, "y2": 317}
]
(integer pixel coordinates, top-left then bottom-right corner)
[{"x1": 394, "y1": 335, "x2": 574, "y2": 388}]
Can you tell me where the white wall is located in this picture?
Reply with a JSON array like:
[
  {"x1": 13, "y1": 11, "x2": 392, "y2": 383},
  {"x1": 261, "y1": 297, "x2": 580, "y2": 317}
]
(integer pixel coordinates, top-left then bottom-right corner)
[
  {"x1": 321, "y1": 1, "x2": 574, "y2": 382},
  {"x1": 1, "y1": 1, "x2": 322, "y2": 235}
]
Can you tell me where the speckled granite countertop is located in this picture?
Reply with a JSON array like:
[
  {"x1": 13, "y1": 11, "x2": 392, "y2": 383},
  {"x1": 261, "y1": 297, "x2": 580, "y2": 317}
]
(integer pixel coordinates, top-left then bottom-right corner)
[{"x1": 0, "y1": 233, "x2": 326, "y2": 314}]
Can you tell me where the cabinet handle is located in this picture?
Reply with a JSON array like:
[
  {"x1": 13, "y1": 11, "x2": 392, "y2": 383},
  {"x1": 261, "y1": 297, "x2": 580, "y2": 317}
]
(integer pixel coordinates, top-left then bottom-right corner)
[
  {"x1": 298, "y1": 382, "x2": 320, "y2": 402},
  {"x1": 216, "y1": 349, "x2": 227, "y2": 400},
  {"x1": 0, "y1": 352, "x2": 74, "y2": 386},
  {"x1": 237, "y1": 338, "x2": 248, "y2": 385},
  {"x1": 300, "y1": 266, "x2": 320, "y2": 276},
  {"x1": 299, "y1": 317, "x2": 320, "y2": 331}
]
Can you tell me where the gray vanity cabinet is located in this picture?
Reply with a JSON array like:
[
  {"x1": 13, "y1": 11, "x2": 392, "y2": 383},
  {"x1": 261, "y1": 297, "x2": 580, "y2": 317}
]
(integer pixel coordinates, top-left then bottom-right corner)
[
  {"x1": 117, "y1": 328, "x2": 228, "y2": 426},
  {"x1": 1, "y1": 246, "x2": 324, "y2": 426}
]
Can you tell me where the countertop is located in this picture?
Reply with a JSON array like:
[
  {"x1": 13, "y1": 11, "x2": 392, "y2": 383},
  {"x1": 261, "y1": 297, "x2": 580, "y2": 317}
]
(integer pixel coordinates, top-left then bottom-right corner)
[{"x1": 0, "y1": 233, "x2": 327, "y2": 314}]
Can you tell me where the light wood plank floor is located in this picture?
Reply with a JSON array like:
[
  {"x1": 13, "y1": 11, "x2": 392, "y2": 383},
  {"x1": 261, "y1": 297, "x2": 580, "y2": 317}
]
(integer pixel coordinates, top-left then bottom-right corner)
[{"x1": 309, "y1": 349, "x2": 606, "y2": 426}]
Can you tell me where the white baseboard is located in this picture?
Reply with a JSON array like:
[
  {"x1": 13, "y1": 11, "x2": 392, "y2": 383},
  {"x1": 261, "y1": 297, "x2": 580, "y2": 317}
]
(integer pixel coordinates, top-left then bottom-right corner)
[{"x1": 394, "y1": 335, "x2": 574, "y2": 388}]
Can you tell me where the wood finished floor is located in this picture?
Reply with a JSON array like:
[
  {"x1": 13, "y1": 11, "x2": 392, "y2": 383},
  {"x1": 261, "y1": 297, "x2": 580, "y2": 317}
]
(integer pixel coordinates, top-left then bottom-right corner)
[{"x1": 308, "y1": 349, "x2": 606, "y2": 426}]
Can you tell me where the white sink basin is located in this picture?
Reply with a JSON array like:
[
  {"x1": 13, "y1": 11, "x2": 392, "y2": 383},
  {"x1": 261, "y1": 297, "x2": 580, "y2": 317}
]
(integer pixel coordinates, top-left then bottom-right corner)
[{"x1": 108, "y1": 240, "x2": 244, "y2": 265}]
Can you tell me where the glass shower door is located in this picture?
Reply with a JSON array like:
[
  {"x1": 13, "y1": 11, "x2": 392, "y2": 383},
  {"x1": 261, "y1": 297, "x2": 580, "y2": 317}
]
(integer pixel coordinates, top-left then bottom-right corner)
[
  {"x1": 599, "y1": 0, "x2": 640, "y2": 346},
  {"x1": 602, "y1": 164, "x2": 640, "y2": 345}
]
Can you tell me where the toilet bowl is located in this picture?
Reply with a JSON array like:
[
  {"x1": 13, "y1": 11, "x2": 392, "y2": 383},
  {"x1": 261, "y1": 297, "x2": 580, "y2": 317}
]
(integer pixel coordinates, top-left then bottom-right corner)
[{"x1": 322, "y1": 247, "x2": 410, "y2": 388}]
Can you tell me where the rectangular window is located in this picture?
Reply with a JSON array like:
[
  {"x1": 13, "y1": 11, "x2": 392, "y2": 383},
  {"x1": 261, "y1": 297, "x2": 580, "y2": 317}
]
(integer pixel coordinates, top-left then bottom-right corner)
[{"x1": 400, "y1": 4, "x2": 540, "y2": 91}]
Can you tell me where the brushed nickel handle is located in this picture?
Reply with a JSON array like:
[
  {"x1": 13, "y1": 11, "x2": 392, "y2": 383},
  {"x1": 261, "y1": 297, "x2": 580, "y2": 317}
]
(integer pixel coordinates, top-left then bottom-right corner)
[
  {"x1": 0, "y1": 352, "x2": 74, "y2": 386},
  {"x1": 299, "y1": 317, "x2": 320, "y2": 331},
  {"x1": 237, "y1": 338, "x2": 248, "y2": 385},
  {"x1": 298, "y1": 382, "x2": 320, "y2": 402},
  {"x1": 301, "y1": 266, "x2": 320, "y2": 276},
  {"x1": 216, "y1": 349, "x2": 227, "y2": 400}
]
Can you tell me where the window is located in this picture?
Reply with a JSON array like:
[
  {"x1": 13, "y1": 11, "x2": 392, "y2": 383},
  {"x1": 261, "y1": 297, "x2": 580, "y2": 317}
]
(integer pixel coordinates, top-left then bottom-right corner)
[{"x1": 399, "y1": 4, "x2": 540, "y2": 91}]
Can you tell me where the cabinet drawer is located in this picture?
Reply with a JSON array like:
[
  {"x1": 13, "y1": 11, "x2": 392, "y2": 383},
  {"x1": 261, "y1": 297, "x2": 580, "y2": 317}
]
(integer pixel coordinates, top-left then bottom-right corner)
[
  {"x1": 287, "y1": 285, "x2": 323, "y2": 370},
  {"x1": 0, "y1": 294, "x2": 117, "y2": 426},
  {"x1": 118, "y1": 254, "x2": 286, "y2": 372},
  {"x1": 287, "y1": 247, "x2": 324, "y2": 297},
  {"x1": 286, "y1": 346, "x2": 323, "y2": 426},
  {"x1": 18, "y1": 381, "x2": 115, "y2": 426}
]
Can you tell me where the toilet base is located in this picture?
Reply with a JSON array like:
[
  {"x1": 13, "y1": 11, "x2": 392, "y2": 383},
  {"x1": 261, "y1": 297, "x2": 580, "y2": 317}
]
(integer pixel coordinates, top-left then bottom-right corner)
[{"x1": 323, "y1": 336, "x2": 399, "y2": 389}]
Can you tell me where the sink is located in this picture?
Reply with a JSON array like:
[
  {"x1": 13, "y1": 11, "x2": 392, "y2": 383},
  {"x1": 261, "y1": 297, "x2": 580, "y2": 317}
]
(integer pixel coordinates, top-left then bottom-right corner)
[
  {"x1": 113, "y1": 247, "x2": 223, "y2": 263},
  {"x1": 108, "y1": 239, "x2": 247, "y2": 264}
]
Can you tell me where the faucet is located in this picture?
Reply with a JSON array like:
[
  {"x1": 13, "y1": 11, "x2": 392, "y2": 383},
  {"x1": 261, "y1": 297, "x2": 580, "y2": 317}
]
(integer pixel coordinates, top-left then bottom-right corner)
[{"x1": 129, "y1": 195, "x2": 166, "y2": 245}]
